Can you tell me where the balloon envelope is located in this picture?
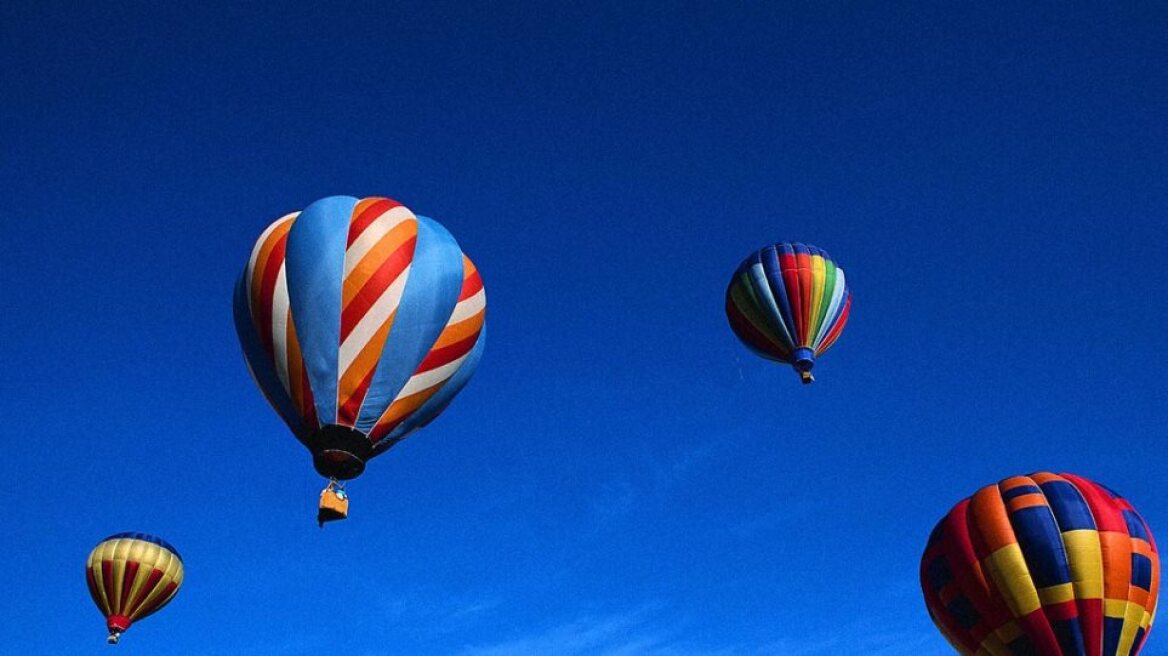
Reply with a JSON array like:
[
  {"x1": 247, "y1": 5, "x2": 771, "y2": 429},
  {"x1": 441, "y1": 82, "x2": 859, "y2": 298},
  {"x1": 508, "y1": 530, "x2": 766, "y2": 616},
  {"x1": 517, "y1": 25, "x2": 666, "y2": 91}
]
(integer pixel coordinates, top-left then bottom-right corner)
[
  {"x1": 921, "y1": 472, "x2": 1159, "y2": 655},
  {"x1": 725, "y1": 242, "x2": 851, "y2": 383},
  {"x1": 233, "y1": 196, "x2": 486, "y2": 479},
  {"x1": 85, "y1": 532, "x2": 183, "y2": 644}
]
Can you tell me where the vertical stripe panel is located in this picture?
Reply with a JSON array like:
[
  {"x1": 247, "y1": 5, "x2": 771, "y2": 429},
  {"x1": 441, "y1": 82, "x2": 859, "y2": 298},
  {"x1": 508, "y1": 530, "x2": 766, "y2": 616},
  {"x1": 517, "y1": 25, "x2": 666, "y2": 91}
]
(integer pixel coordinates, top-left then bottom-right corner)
[
  {"x1": 284, "y1": 195, "x2": 358, "y2": 426},
  {"x1": 233, "y1": 272, "x2": 305, "y2": 436},
  {"x1": 353, "y1": 215, "x2": 463, "y2": 432}
]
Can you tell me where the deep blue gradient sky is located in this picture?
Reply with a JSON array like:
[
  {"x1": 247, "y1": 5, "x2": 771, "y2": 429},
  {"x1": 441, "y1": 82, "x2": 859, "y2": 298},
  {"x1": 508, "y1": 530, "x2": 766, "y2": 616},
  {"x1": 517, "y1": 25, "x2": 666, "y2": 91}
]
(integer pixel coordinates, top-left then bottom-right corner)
[{"x1": 2, "y1": 3, "x2": 1166, "y2": 654}]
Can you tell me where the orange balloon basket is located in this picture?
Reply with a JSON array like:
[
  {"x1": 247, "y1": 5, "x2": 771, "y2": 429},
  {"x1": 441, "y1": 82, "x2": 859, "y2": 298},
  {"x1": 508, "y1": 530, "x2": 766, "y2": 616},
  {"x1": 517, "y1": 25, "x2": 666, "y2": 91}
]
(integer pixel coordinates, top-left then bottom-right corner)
[{"x1": 318, "y1": 482, "x2": 349, "y2": 527}]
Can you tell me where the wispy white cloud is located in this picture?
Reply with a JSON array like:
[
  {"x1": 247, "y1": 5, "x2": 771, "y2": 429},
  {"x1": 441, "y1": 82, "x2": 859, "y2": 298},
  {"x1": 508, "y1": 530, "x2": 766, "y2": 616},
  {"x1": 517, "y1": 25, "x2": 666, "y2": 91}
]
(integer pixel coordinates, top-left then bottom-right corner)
[
  {"x1": 367, "y1": 587, "x2": 503, "y2": 638},
  {"x1": 454, "y1": 606, "x2": 942, "y2": 656},
  {"x1": 589, "y1": 444, "x2": 716, "y2": 523},
  {"x1": 455, "y1": 609, "x2": 739, "y2": 656}
]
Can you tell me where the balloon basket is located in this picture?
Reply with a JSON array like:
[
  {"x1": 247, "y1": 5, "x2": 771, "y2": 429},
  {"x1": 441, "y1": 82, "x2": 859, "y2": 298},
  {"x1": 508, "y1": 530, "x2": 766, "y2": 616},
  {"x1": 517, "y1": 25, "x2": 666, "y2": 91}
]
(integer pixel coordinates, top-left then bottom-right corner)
[{"x1": 318, "y1": 480, "x2": 349, "y2": 527}]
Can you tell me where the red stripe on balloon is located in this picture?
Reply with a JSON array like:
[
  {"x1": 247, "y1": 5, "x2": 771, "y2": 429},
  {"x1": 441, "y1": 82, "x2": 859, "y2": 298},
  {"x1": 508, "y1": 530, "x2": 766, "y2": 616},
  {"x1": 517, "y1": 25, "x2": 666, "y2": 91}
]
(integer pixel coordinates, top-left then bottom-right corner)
[
  {"x1": 818, "y1": 294, "x2": 851, "y2": 353},
  {"x1": 126, "y1": 568, "x2": 164, "y2": 618},
  {"x1": 940, "y1": 499, "x2": 1008, "y2": 649},
  {"x1": 339, "y1": 236, "x2": 416, "y2": 342},
  {"x1": 778, "y1": 256, "x2": 803, "y2": 344},
  {"x1": 136, "y1": 581, "x2": 178, "y2": 619},
  {"x1": 1064, "y1": 474, "x2": 1126, "y2": 533},
  {"x1": 726, "y1": 297, "x2": 789, "y2": 359},
  {"x1": 415, "y1": 332, "x2": 480, "y2": 374},
  {"x1": 460, "y1": 269, "x2": 484, "y2": 300},
  {"x1": 795, "y1": 250, "x2": 813, "y2": 343},
  {"x1": 1079, "y1": 598, "x2": 1103, "y2": 656},
  {"x1": 101, "y1": 560, "x2": 117, "y2": 612},
  {"x1": 253, "y1": 233, "x2": 288, "y2": 358},
  {"x1": 86, "y1": 567, "x2": 103, "y2": 612},
  {"x1": 119, "y1": 560, "x2": 140, "y2": 614},
  {"x1": 300, "y1": 365, "x2": 317, "y2": 428},
  {"x1": 1016, "y1": 608, "x2": 1063, "y2": 654}
]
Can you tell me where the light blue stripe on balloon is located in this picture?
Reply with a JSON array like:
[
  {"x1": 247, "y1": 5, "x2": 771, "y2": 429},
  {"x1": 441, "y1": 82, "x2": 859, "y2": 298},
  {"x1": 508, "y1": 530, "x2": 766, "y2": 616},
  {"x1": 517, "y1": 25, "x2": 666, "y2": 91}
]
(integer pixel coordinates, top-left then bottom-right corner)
[
  {"x1": 745, "y1": 262, "x2": 793, "y2": 349},
  {"x1": 760, "y1": 247, "x2": 796, "y2": 346},
  {"x1": 374, "y1": 322, "x2": 485, "y2": 452},
  {"x1": 285, "y1": 195, "x2": 357, "y2": 426},
  {"x1": 232, "y1": 271, "x2": 306, "y2": 437},
  {"x1": 355, "y1": 215, "x2": 464, "y2": 433}
]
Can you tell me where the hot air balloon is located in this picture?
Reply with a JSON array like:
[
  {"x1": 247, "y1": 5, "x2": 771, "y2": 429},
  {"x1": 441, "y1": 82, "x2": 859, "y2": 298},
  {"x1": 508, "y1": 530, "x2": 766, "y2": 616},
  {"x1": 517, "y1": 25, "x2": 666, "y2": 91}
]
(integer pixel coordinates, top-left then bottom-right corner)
[
  {"x1": 725, "y1": 242, "x2": 851, "y2": 383},
  {"x1": 234, "y1": 196, "x2": 486, "y2": 525},
  {"x1": 85, "y1": 532, "x2": 183, "y2": 644},
  {"x1": 921, "y1": 472, "x2": 1160, "y2": 656}
]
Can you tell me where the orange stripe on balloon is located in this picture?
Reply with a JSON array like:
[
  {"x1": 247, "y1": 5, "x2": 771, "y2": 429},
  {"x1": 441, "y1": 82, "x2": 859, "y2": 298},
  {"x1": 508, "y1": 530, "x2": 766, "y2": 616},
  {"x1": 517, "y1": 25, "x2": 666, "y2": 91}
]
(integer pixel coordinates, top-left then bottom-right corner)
[
  {"x1": 1028, "y1": 472, "x2": 1063, "y2": 485},
  {"x1": 342, "y1": 220, "x2": 417, "y2": 308},
  {"x1": 371, "y1": 389, "x2": 433, "y2": 438},
  {"x1": 970, "y1": 484, "x2": 1015, "y2": 553},
  {"x1": 1099, "y1": 531, "x2": 1133, "y2": 605},
  {"x1": 998, "y1": 476, "x2": 1035, "y2": 491},
  {"x1": 338, "y1": 364, "x2": 378, "y2": 426},
  {"x1": 337, "y1": 311, "x2": 396, "y2": 425},
  {"x1": 286, "y1": 318, "x2": 305, "y2": 415},
  {"x1": 429, "y1": 314, "x2": 484, "y2": 352},
  {"x1": 1007, "y1": 493, "x2": 1050, "y2": 513},
  {"x1": 1130, "y1": 586, "x2": 1150, "y2": 608},
  {"x1": 1133, "y1": 541, "x2": 1156, "y2": 558}
]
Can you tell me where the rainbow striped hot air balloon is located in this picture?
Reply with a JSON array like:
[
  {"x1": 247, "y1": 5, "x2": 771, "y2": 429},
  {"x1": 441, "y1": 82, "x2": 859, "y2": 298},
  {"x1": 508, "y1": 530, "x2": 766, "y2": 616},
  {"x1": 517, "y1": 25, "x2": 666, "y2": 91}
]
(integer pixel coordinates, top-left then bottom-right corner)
[
  {"x1": 725, "y1": 242, "x2": 851, "y2": 383},
  {"x1": 85, "y1": 533, "x2": 183, "y2": 644},
  {"x1": 233, "y1": 196, "x2": 486, "y2": 521},
  {"x1": 921, "y1": 472, "x2": 1160, "y2": 656}
]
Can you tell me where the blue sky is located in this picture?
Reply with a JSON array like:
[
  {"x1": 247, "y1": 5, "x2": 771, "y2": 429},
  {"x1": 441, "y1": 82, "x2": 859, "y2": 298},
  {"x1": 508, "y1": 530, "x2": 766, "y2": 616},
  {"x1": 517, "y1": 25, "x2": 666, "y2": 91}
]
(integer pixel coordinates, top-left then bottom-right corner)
[{"x1": 1, "y1": 2, "x2": 1166, "y2": 654}]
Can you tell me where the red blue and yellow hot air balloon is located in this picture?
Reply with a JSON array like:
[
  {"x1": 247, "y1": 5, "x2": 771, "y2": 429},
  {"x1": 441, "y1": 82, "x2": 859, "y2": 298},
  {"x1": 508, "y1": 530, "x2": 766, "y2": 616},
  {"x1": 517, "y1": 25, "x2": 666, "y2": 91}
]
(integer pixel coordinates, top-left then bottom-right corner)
[
  {"x1": 233, "y1": 196, "x2": 486, "y2": 524},
  {"x1": 921, "y1": 472, "x2": 1160, "y2": 655},
  {"x1": 85, "y1": 533, "x2": 183, "y2": 644},
  {"x1": 725, "y1": 242, "x2": 851, "y2": 383}
]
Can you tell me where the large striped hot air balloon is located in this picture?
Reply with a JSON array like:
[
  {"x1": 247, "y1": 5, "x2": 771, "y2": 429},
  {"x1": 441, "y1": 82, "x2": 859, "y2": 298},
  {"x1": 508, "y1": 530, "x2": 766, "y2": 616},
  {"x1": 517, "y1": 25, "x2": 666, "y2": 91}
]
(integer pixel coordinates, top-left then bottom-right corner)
[
  {"x1": 233, "y1": 196, "x2": 486, "y2": 523},
  {"x1": 725, "y1": 242, "x2": 851, "y2": 383},
  {"x1": 85, "y1": 533, "x2": 183, "y2": 644},
  {"x1": 921, "y1": 472, "x2": 1160, "y2": 656}
]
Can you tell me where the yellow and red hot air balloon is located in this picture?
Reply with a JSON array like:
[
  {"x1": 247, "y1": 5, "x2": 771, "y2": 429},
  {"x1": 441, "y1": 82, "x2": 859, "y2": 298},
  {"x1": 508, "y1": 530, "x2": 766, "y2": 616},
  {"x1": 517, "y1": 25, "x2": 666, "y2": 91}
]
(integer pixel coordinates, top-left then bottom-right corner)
[
  {"x1": 921, "y1": 473, "x2": 1159, "y2": 655},
  {"x1": 85, "y1": 533, "x2": 183, "y2": 644}
]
